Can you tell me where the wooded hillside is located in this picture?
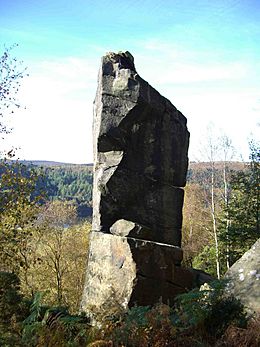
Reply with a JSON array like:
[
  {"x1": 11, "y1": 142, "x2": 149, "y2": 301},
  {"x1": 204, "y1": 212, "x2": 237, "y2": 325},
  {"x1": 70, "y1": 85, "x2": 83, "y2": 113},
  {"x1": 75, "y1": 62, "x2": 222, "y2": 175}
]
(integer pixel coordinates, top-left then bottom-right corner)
[
  {"x1": 23, "y1": 160, "x2": 246, "y2": 218},
  {"x1": 21, "y1": 162, "x2": 93, "y2": 218}
]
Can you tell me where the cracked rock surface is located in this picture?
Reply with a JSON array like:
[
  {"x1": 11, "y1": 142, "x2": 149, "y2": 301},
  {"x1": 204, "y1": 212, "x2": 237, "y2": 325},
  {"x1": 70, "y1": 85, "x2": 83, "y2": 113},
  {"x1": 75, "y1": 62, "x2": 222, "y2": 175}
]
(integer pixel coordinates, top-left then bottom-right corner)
[{"x1": 81, "y1": 51, "x2": 191, "y2": 319}]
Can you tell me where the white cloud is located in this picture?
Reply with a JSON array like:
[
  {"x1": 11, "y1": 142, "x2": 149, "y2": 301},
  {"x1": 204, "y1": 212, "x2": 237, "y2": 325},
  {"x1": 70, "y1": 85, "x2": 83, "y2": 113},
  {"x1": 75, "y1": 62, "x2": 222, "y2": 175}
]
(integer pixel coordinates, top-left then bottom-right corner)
[
  {"x1": 179, "y1": 91, "x2": 260, "y2": 161},
  {"x1": 135, "y1": 41, "x2": 249, "y2": 84},
  {"x1": 133, "y1": 39, "x2": 259, "y2": 160},
  {"x1": 8, "y1": 56, "x2": 99, "y2": 163},
  {"x1": 7, "y1": 40, "x2": 260, "y2": 164}
]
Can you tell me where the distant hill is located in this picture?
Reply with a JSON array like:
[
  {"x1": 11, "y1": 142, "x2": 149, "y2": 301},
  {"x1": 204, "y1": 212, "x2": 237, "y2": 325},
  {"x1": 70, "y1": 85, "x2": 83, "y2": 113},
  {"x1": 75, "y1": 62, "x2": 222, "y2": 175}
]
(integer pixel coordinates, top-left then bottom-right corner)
[
  {"x1": 9, "y1": 160, "x2": 246, "y2": 219},
  {"x1": 19, "y1": 160, "x2": 93, "y2": 168},
  {"x1": 19, "y1": 160, "x2": 246, "y2": 171},
  {"x1": 14, "y1": 160, "x2": 94, "y2": 219},
  {"x1": 187, "y1": 161, "x2": 247, "y2": 186},
  {"x1": 188, "y1": 161, "x2": 246, "y2": 171}
]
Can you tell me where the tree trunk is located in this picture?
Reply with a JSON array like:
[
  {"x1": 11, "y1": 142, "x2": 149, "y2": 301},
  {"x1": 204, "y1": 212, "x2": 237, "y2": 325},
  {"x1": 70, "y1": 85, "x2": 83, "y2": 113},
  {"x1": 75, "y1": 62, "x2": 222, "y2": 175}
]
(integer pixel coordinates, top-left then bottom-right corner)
[
  {"x1": 211, "y1": 161, "x2": 220, "y2": 279},
  {"x1": 223, "y1": 160, "x2": 230, "y2": 269}
]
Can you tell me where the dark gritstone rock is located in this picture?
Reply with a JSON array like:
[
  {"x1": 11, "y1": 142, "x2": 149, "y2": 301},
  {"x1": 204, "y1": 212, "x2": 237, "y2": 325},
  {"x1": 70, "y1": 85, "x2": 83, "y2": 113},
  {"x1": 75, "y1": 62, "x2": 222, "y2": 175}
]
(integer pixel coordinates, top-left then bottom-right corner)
[{"x1": 81, "y1": 51, "x2": 191, "y2": 319}]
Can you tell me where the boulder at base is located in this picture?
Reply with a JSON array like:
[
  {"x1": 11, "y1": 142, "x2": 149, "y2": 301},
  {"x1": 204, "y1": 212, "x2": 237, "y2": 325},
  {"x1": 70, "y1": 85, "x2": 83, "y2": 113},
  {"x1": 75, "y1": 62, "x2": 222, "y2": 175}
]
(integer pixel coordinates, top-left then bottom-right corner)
[{"x1": 225, "y1": 238, "x2": 260, "y2": 314}]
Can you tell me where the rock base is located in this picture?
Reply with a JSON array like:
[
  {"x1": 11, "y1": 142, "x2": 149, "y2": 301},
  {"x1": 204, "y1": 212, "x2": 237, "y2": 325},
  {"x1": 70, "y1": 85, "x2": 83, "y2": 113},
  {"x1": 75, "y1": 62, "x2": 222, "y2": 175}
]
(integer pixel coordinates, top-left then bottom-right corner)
[{"x1": 81, "y1": 231, "x2": 194, "y2": 319}]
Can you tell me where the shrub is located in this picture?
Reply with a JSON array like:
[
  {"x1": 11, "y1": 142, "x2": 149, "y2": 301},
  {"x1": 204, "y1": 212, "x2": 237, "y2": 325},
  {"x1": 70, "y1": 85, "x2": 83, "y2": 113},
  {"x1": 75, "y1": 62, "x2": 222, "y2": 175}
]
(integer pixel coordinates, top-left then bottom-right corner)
[
  {"x1": 0, "y1": 272, "x2": 23, "y2": 325},
  {"x1": 0, "y1": 272, "x2": 30, "y2": 346},
  {"x1": 174, "y1": 280, "x2": 247, "y2": 338}
]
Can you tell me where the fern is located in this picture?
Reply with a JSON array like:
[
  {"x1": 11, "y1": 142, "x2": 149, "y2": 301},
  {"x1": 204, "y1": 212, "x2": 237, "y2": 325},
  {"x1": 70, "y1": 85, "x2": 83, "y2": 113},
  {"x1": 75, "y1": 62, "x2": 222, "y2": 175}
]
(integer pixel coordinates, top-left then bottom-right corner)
[{"x1": 23, "y1": 291, "x2": 45, "y2": 324}]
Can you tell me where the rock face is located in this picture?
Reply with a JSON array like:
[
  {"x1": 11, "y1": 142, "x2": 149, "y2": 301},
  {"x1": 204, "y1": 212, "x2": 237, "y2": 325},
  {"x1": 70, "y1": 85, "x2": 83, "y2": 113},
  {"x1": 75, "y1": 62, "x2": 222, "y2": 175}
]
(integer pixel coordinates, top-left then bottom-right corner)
[
  {"x1": 81, "y1": 51, "x2": 190, "y2": 319},
  {"x1": 225, "y1": 238, "x2": 260, "y2": 314}
]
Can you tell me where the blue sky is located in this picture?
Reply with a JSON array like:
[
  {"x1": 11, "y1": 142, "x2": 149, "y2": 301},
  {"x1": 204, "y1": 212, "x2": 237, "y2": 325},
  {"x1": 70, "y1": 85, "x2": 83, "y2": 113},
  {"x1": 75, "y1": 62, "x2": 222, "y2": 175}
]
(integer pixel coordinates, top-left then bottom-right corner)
[{"x1": 1, "y1": 0, "x2": 259, "y2": 163}]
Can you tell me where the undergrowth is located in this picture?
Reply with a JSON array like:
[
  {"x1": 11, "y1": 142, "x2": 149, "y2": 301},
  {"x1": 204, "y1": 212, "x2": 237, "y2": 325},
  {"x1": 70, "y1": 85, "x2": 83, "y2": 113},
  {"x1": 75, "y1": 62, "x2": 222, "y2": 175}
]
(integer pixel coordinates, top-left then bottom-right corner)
[{"x1": 1, "y1": 275, "x2": 259, "y2": 347}]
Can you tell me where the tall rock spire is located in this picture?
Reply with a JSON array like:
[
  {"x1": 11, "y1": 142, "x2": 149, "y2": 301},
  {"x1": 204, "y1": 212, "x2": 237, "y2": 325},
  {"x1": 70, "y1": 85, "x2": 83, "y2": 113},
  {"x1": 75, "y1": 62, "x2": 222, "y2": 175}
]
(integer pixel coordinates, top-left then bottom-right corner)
[{"x1": 81, "y1": 51, "x2": 191, "y2": 321}]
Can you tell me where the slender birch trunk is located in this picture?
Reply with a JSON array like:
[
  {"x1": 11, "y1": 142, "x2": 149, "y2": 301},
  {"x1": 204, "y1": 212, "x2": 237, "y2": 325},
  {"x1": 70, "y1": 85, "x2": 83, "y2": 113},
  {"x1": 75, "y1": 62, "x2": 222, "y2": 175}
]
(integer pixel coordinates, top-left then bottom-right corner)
[
  {"x1": 223, "y1": 159, "x2": 230, "y2": 269},
  {"x1": 210, "y1": 160, "x2": 220, "y2": 279}
]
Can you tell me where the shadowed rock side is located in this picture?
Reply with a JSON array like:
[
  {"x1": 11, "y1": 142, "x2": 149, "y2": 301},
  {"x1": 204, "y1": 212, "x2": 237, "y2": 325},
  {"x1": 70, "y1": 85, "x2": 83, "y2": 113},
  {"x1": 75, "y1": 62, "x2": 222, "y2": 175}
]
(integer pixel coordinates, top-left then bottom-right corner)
[
  {"x1": 81, "y1": 51, "x2": 191, "y2": 319},
  {"x1": 92, "y1": 51, "x2": 189, "y2": 246}
]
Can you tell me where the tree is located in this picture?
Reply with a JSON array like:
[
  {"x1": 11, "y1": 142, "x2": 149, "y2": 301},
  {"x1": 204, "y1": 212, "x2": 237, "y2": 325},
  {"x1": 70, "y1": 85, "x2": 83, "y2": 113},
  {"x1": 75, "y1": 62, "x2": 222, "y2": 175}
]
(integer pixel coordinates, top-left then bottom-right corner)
[
  {"x1": 197, "y1": 124, "x2": 221, "y2": 278},
  {"x1": 0, "y1": 161, "x2": 41, "y2": 272},
  {"x1": 32, "y1": 201, "x2": 78, "y2": 306},
  {"x1": 218, "y1": 134, "x2": 236, "y2": 270},
  {"x1": 0, "y1": 44, "x2": 27, "y2": 139},
  {"x1": 182, "y1": 183, "x2": 212, "y2": 267},
  {"x1": 18, "y1": 201, "x2": 90, "y2": 313},
  {"x1": 221, "y1": 140, "x2": 260, "y2": 263},
  {"x1": 192, "y1": 125, "x2": 239, "y2": 277},
  {"x1": 0, "y1": 45, "x2": 42, "y2": 274}
]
